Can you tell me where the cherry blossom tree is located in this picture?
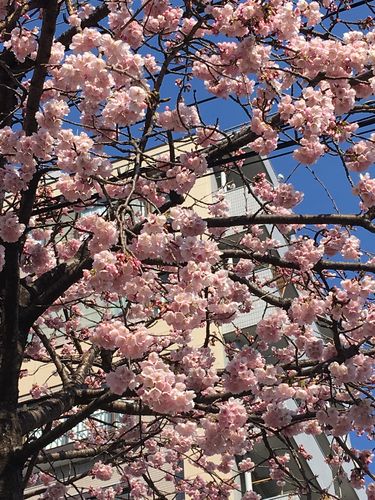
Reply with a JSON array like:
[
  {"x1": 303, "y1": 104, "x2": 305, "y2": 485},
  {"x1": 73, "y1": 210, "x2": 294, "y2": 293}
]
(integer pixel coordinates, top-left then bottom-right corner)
[{"x1": 0, "y1": 0, "x2": 374, "y2": 498}]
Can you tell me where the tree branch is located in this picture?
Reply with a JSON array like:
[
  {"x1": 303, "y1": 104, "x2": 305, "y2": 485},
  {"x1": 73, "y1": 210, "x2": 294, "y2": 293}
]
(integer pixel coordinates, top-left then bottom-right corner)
[
  {"x1": 34, "y1": 327, "x2": 71, "y2": 387},
  {"x1": 18, "y1": 391, "x2": 118, "y2": 460},
  {"x1": 221, "y1": 249, "x2": 375, "y2": 274},
  {"x1": 20, "y1": 256, "x2": 93, "y2": 331},
  {"x1": 206, "y1": 213, "x2": 375, "y2": 233},
  {"x1": 57, "y1": 4, "x2": 109, "y2": 49},
  {"x1": 228, "y1": 272, "x2": 292, "y2": 309},
  {"x1": 18, "y1": 389, "x2": 76, "y2": 436},
  {"x1": 23, "y1": 0, "x2": 59, "y2": 136}
]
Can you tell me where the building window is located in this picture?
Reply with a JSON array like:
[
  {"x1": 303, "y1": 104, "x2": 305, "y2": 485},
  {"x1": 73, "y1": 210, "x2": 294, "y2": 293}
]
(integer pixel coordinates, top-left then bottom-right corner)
[{"x1": 213, "y1": 152, "x2": 269, "y2": 192}]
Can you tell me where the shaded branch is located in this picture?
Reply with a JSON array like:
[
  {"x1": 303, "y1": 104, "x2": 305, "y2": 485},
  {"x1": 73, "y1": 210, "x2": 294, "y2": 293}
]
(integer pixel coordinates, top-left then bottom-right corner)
[
  {"x1": 36, "y1": 444, "x2": 104, "y2": 464},
  {"x1": 0, "y1": 242, "x2": 22, "y2": 409},
  {"x1": 18, "y1": 387, "x2": 108, "y2": 436},
  {"x1": 20, "y1": 256, "x2": 93, "y2": 331},
  {"x1": 18, "y1": 391, "x2": 117, "y2": 460},
  {"x1": 73, "y1": 346, "x2": 99, "y2": 385},
  {"x1": 18, "y1": 389, "x2": 76, "y2": 436}
]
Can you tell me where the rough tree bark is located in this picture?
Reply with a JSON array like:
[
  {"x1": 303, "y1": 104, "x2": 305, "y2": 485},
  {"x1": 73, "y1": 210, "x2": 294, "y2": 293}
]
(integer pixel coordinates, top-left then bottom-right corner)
[
  {"x1": 0, "y1": 412, "x2": 23, "y2": 500},
  {"x1": 0, "y1": 2, "x2": 59, "y2": 496}
]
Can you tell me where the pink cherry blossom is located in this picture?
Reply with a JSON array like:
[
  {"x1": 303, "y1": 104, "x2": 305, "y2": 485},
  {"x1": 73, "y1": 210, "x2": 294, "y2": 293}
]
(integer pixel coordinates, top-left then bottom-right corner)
[
  {"x1": 264, "y1": 404, "x2": 294, "y2": 429},
  {"x1": 285, "y1": 237, "x2": 324, "y2": 271},
  {"x1": 0, "y1": 212, "x2": 25, "y2": 243},
  {"x1": 29, "y1": 383, "x2": 50, "y2": 399},
  {"x1": 138, "y1": 352, "x2": 195, "y2": 414},
  {"x1": 170, "y1": 207, "x2": 207, "y2": 236},
  {"x1": 91, "y1": 461, "x2": 113, "y2": 481},
  {"x1": 76, "y1": 214, "x2": 118, "y2": 255},
  {"x1": 353, "y1": 174, "x2": 375, "y2": 210},
  {"x1": 256, "y1": 310, "x2": 289, "y2": 343},
  {"x1": 106, "y1": 366, "x2": 136, "y2": 395},
  {"x1": 41, "y1": 483, "x2": 67, "y2": 499},
  {"x1": 157, "y1": 102, "x2": 200, "y2": 131}
]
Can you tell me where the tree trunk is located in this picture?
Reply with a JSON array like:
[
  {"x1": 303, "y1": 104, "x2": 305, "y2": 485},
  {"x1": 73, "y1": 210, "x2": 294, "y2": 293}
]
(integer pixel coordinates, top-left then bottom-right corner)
[
  {"x1": 0, "y1": 412, "x2": 24, "y2": 500},
  {"x1": 0, "y1": 464, "x2": 23, "y2": 500}
]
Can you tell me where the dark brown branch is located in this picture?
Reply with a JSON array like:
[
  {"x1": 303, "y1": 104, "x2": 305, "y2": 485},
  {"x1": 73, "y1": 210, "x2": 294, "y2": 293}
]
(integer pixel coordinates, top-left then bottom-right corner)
[
  {"x1": 57, "y1": 4, "x2": 109, "y2": 49},
  {"x1": 23, "y1": 0, "x2": 59, "y2": 135},
  {"x1": 18, "y1": 387, "x2": 109, "y2": 436},
  {"x1": 18, "y1": 389, "x2": 76, "y2": 436},
  {"x1": 0, "y1": 242, "x2": 22, "y2": 410},
  {"x1": 73, "y1": 346, "x2": 98, "y2": 385},
  {"x1": 36, "y1": 444, "x2": 104, "y2": 464},
  {"x1": 18, "y1": 391, "x2": 117, "y2": 460},
  {"x1": 18, "y1": 1, "x2": 59, "y2": 238},
  {"x1": 221, "y1": 249, "x2": 375, "y2": 274},
  {"x1": 34, "y1": 327, "x2": 70, "y2": 387},
  {"x1": 20, "y1": 256, "x2": 93, "y2": 331},
  {"x1": 206, "y1": 213, "x2": 375, "y2": 233},
  {"x1": 228, "y1": 272, "x2": 292, "y2": 309}
]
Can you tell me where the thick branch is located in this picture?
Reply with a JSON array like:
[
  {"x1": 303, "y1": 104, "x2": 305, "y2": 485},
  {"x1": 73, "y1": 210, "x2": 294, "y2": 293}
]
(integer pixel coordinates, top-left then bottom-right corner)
[
  {"x1": 205, "y1": 115, "x2": 282, "y2": 165},
  {"x1": 57, "y1": 4, "x2": 109, "y2": 49},
  {"x1": 73, "y1": 346, "x2": 98, "y2": 385},
  {"x1": 18, "y1": 389, "x2": 76, "y2": 436},
  {"x1": 18, "y1": 387, "x2": 109, "y2": 436},
  {"x1": 18, "y1": 1, "x2": 59, "y2": 239},
  {"x1": 206, "y1": 213, "x2": 375, "y2": 233},
  {"x1": 23, "y1": 0, "x2": 59, "y2": 135},
  {"x1": 18, "y1": 391, "x2": 117, "y2": 460},
  {"x1": 0, "y1": 243, "x2": 22, "y2": 410},
  {"x1": 221, "y1": 249, "x2": 375, "y2": 274},
  {"x1": 20, "y1": 256, "x2": 93, "y2": 331},
  {"x1": 36, "y1": 445, "x2": 104, "y2": 464}
]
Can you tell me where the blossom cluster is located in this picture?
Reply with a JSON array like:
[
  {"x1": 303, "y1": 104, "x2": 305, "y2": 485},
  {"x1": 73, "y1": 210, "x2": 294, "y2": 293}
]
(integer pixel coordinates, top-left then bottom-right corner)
[
  {"x1": 138, "y1": 352, "x2": 195, "y2": 414},
  {"x1": 0, "y1": 212, "x2": 25, "y2": 243},
  {"x1": 90, "y1": 320, "x2": 153, "y2": 359}
]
